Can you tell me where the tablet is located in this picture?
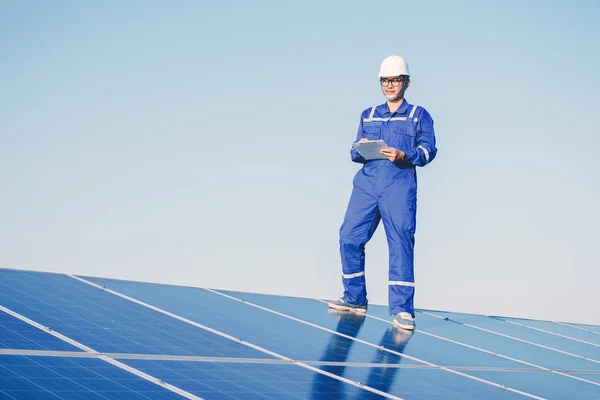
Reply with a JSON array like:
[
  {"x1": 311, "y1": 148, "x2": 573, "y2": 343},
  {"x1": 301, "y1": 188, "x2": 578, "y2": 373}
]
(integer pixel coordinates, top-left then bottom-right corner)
[{"x1": 351, "y1": 140, "x2": 389, "y2": 160}]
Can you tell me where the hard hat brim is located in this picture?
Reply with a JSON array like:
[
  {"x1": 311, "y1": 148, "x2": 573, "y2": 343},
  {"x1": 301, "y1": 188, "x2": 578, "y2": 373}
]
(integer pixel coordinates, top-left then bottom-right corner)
[{"x1": 377, "y1": 73, "x2": 410, "y2": 78}]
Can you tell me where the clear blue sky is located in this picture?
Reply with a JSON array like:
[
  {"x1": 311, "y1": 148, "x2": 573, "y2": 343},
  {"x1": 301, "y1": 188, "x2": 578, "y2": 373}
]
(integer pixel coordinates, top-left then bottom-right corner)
[{"x1": 1, "y1": 0, "x2": 599, "y2": 324}]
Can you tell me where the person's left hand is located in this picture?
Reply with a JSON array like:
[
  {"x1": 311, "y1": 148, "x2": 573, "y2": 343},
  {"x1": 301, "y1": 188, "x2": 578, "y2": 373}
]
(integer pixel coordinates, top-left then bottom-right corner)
[{"x1": 380, "y1": 147, "x2": 405, "y2": 162}]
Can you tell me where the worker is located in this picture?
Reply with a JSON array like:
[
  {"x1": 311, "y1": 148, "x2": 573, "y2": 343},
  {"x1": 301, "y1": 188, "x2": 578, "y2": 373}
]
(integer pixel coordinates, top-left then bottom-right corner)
[{"x1": 328, "y1": 55, "x2": 437, "y2": 330}]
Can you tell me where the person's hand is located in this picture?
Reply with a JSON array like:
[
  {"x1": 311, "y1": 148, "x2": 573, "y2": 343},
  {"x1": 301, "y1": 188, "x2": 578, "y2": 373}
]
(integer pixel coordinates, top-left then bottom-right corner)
[
  {"x1": 358, "y1": 138, "x2": 369, "y2": 143},
  {"x1": 380, "y1": 147, "x2": 405, "y2": 162}
]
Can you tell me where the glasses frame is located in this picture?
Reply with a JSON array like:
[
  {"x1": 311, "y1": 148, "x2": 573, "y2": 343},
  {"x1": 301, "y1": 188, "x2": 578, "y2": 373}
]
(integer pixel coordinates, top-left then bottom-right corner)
[{"x1": 380, "y1": 76, "x2": 408, "y2": 88}]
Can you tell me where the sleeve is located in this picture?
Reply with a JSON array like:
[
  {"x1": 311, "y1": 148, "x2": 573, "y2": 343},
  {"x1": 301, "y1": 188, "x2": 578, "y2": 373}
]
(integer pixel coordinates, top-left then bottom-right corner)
[
  {"x1": 403, "y1": 108, "x2": 437, "y2": 167},
  {"x1": 350, "y1": 110, "x2": 368, "y2": 164}
]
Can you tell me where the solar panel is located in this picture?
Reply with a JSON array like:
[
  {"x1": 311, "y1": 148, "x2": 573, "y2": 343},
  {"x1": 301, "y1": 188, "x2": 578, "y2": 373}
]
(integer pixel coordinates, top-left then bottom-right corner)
[
  {"x1": 121, "y1": 360, "x2": 394, "y2": 400},
  {"x1": 500, "y1": 317, "x2": 600, "y2": 346},
  {"x1": 0, "y1": 310, "x2": 79, "y2": 352},
  {"x1": 215, "y1": 290, "x2": 525, "y2": 369},
  {"x1": 0, "y1": 267, "x2": 599, "y2": 399},
  {"x1": 83, "y1": 276, "x2": 422, "y2": 365},
  {"x1": 565, "y1": 323, "x2": 600, "y2": 335},
  {"x1": 412, "y1": 309, "x2": 599, "y2": 373},
  {"x1": 0, "y1": 355, "x2": 184, "y2": 400},
  {"x1": 214, "y1": 290, "x2": 600, "y2": 397},
  {"x1": 121, "y1": 359, "x2": 526, "y2": 400},
  {"x1": 0, "y1": 270, "x2": 270, "y2": 359},
  {"x1": 425, "y1": 310, "x2": 600, "y2": 362}
]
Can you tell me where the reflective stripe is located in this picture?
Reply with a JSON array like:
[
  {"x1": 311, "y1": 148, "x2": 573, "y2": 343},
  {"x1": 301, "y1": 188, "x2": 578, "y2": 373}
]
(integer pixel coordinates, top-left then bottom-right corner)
[
  {"x1": 343, "y1": 272, "x2": 365, "y2": 279},
  {"x1": 363, "y1": 104, "x2": 419, "y2": 123},
  {"x1": 409, "y1": 105, "x2": 417, "y2": 118},
  {"x1": 389, "y1": 281, "x2": 415, "y2": 287},
  {"x1": 363, "y1": 117, "x2": 418, "y2": 123},
  {"x1": 418, "y1": 145, "x2": 430, "y2": 162}
]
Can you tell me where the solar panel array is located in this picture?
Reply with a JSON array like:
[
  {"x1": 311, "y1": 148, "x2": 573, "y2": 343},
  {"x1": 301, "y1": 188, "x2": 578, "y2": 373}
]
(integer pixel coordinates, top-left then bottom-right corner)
[{"x1": 0, "y1": 268, "x2": 598, "y2": 399}]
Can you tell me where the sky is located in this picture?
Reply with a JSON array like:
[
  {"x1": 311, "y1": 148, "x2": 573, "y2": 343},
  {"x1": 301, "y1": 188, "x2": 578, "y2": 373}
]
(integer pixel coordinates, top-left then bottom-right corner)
[{"x1": 1, "y1": 0, "x2": 599, "y2": 325}]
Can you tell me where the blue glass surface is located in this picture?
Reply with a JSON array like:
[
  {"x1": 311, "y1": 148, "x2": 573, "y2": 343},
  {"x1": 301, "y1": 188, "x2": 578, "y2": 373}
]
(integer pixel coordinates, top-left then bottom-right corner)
[
  {"x1": 310, "y1": 325, "x2": 526, "y2": 399},
  {"x1": 316, "y1": 321, "x2": 600, "y2": 399},
  {"x1": 374, "y1": 308, "x2": 599, "y2": 375},
  {"x1": 0, "y1": 269, "x2": 271, "y2": 358},
  {"x1": 0, "y1": 310, "x2": 79, "y2": 352},
  {"x1": 223, "y1": 291, "x2": 523, "y2": 369},
  {"x1": 76, "y1": 277, "x2": 598, "y2": 398},
  {"x1": 220, "y1": 291, "x2": 600, "y2": 394},
  {"x1": 124, "y1": 359, "x2": 387, "y2": 400},
  {"x1": 3, "y1": 269, "x2": 597, "y2": 399},
  {"x1": 572, "y1": 372, "x2": 600, "y2": 383},
  {"x1": 0, "y1": 355, "x2": 183, "y2": 400},
  {"x1": 399, "y1": 310, "x2": 599, "y2": 383},
  {"x1": 569, "y1": 323, "x2": 600, "y2": 334},
  {"x1": 124, "y1": 359, "x2": 527, "y2": 400},
  {"x1": 85, "y1": 276, "x2": 420, "y2": 364},
  {"x1": 470, "y1": 370, "x2": 600, "y2": 400},
  {"x1": 323, "y1": 366, "x2": 528, "y2": 400},
  {"x1": 501, "y1": 317, "x2": 600, "y2": 346},
  {"x1": 425, "y1": 310, "x2": 600, "y2": 362}
]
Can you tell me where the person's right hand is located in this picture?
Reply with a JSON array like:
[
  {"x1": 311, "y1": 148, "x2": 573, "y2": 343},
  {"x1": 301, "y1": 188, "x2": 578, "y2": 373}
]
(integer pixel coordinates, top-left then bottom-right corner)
[{"x1": 358, "y1": 138, "x2": 369, "y2": 143}]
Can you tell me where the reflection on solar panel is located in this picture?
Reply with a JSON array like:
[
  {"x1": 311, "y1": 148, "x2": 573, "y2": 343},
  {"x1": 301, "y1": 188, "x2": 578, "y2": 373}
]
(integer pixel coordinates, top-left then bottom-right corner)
[{"x1": 0, "y1": 268, "x2": 598, "y2": 399}]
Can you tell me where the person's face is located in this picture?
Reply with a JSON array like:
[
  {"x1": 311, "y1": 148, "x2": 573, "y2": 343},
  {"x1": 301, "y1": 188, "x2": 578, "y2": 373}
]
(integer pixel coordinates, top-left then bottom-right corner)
[{"x1": 380, "y1": 76, "x2": 409, "y2": 99}]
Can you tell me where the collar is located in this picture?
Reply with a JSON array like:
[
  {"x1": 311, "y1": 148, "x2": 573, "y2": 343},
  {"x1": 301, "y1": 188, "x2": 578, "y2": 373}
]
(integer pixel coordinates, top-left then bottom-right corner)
[{"x1": 379, "y1": 98, "x2": 411, "y2": 116}]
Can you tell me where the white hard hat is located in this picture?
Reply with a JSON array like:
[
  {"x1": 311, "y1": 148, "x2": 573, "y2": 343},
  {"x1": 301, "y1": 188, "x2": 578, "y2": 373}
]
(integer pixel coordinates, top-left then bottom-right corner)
[{"x1": 377, "y1": 55, "x2": 410, "y2": 77}]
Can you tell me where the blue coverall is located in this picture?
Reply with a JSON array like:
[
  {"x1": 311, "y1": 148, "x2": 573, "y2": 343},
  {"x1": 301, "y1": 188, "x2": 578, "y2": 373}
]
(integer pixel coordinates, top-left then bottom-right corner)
[{"x1": 339, "y1": 99, "x2": 437, "y2": 316}]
